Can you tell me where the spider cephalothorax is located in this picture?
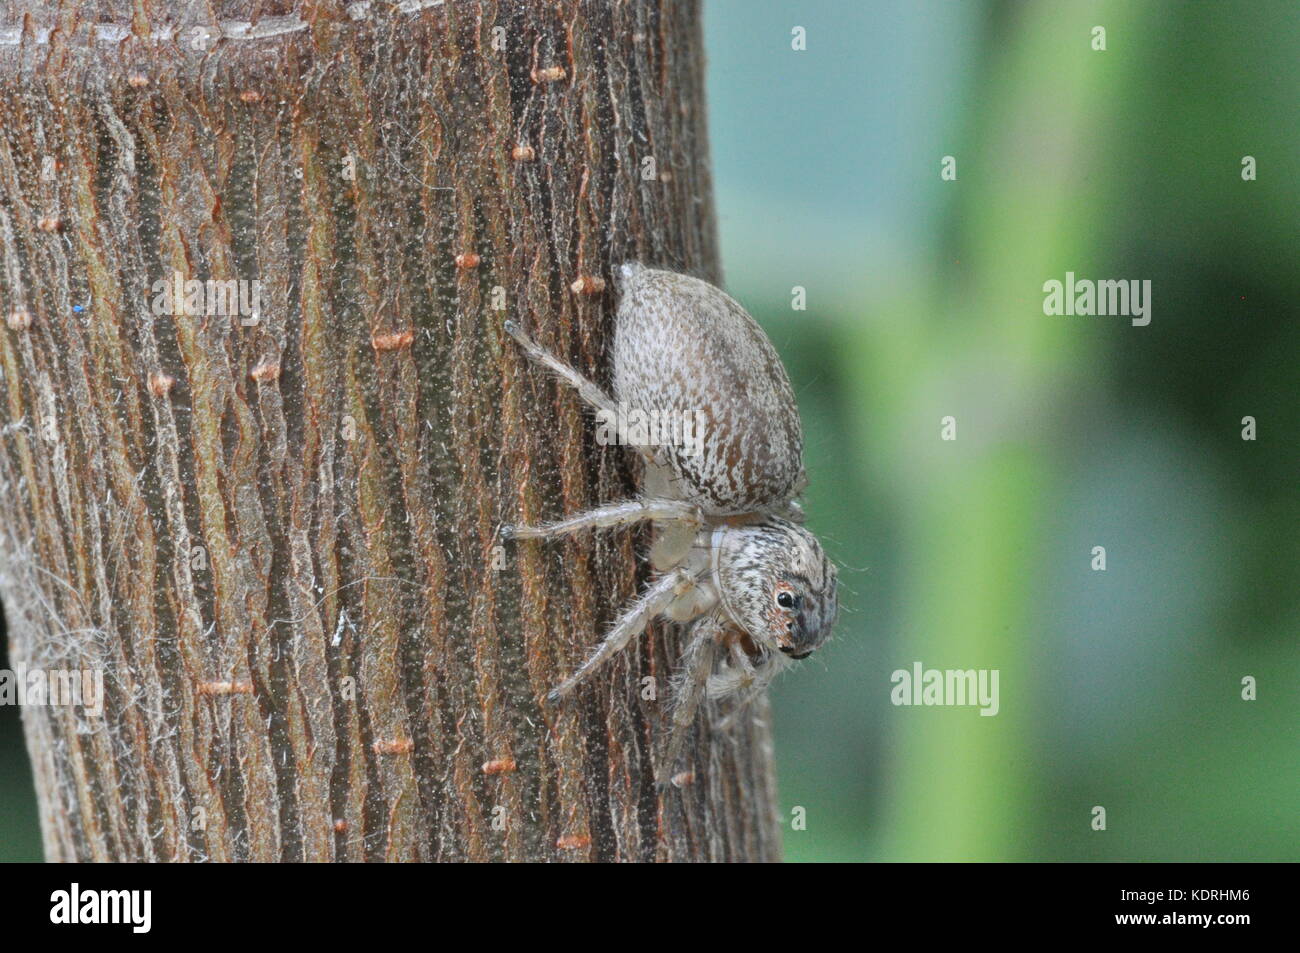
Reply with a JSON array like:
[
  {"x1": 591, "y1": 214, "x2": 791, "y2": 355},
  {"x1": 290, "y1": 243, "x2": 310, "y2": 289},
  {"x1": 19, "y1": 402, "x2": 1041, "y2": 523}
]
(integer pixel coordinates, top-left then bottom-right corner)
[
  {"x1": 714, "y1": 519, "x2": 839, "y2": 661},
  {"x1": 504, "y1": 262, "x2": 840, "y2": 785}
]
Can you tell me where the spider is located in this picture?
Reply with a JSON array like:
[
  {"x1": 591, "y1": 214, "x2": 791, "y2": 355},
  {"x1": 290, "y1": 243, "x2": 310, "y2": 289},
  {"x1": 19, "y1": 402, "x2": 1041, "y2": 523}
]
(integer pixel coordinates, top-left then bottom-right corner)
[{"x1": 503, "y1": 262, "x2": 839, "y2": 785}]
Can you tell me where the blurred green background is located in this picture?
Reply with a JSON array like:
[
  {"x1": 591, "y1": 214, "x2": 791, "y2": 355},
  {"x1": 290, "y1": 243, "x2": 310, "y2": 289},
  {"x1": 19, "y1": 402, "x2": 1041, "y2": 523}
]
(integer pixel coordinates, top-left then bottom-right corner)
[
  {"x1": 2, "y1": 0, "x2": 1296, "y2": 862},
  {"x1": 707, "y1": 0, "x2": 1298, "y2": 861}
]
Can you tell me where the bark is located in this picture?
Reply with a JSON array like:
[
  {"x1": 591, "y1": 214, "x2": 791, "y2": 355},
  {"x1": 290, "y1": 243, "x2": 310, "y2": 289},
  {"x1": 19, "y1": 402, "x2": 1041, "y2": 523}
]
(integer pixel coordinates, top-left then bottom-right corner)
[{"x1": 0, "y1": 0, "x2": 781, "y2": 861}]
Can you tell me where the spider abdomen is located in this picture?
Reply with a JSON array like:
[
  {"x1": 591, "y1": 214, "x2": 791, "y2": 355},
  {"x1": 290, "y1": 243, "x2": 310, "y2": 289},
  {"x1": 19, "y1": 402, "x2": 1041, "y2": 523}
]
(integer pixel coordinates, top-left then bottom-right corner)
[{"x1": 612, "y1": 263, "x2": 805, "y2": 514}]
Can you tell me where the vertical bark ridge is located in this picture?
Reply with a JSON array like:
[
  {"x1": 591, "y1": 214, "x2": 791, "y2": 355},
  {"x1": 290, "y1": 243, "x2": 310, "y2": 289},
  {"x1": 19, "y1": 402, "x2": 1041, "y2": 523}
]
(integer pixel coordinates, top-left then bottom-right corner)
[{"x1": 0, "y1": 0, "x2": 781, "y2": 862}]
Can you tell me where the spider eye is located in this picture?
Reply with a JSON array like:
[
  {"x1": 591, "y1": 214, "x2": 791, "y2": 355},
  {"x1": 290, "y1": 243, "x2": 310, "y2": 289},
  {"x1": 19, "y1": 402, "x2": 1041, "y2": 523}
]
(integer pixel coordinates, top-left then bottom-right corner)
[{"x1": 775, "y1": 591, "x2": 795, "y2": 609}]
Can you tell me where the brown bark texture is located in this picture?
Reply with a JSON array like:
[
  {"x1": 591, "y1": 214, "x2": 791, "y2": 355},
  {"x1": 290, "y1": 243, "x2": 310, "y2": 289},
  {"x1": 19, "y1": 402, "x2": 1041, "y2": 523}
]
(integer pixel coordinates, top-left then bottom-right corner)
[{"x1": 0, "y1": 0, "x2": 782, "y2": 861}]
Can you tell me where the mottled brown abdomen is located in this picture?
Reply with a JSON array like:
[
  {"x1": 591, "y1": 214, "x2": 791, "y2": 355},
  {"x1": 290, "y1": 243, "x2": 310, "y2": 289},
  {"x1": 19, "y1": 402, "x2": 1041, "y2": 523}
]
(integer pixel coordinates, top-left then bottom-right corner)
[{"x1": 612, "y1": 264, "x2": 805, "y2": 514}]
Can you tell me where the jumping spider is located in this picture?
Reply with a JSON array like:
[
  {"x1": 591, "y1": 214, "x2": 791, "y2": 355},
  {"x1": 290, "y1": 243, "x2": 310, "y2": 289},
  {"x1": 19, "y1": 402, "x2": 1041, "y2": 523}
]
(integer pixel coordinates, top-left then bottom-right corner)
[{"x1": 504, "y1": 262, "x2": 839, "y2": 785}]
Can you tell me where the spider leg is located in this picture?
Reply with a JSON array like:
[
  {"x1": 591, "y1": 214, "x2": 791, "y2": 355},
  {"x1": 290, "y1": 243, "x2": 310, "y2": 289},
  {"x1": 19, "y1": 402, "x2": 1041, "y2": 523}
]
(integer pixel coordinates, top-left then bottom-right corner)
[
  {"x1": 705, "y1": 640, "x2": 759, "y2": 699},
  {"x1": 546, "y1": 567, "x2": 695, "y2": 704},
  {"x1": 504, "y1": 320, "x2": 618, "y2": 417},
  {"x1": 714, "y1": 679, "x2": 772, "y2": 730},
  {"x1": 657, "y1": 616, "x2": 722, "y2": 788},
  {"x1": 714, "y1": 655, "x2": 787, "y2": 731},
  {"x1": 503, "y1": 499, "x2": 700, "y2": 540},
  {"x1": 505, "y1": 320, "x2": 660, "y2": 464}
]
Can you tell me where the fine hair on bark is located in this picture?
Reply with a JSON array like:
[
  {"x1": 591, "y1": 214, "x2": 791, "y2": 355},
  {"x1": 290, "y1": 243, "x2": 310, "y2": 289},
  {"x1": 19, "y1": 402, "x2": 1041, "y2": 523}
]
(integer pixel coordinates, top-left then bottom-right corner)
[{"x1": 0, "y1": 0, "x2": 782, "y2": 861}]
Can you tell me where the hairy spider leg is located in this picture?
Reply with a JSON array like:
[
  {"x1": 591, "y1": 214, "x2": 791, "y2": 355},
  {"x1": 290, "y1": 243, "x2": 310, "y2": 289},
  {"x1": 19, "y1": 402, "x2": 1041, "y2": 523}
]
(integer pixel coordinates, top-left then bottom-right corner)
[
  {"x1": 545, "y1": 567, "x2": 696, "y2": 704},
  {"x1": 504, "y1": 499, "x2": 700, "y2": 540},
  {"x1": 658, "y1": 615, "x2": 723, "y2": 787},
  {"x1": 504, "y1": 319, "x2": 658, "y2": 464}
]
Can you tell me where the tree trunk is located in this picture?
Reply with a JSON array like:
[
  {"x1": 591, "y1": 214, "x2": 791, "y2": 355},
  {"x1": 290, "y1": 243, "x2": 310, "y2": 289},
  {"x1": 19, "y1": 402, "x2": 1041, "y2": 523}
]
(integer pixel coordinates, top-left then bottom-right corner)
[{"x1": 0, "y1": 0, "x2": 782, "y2": 862}]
